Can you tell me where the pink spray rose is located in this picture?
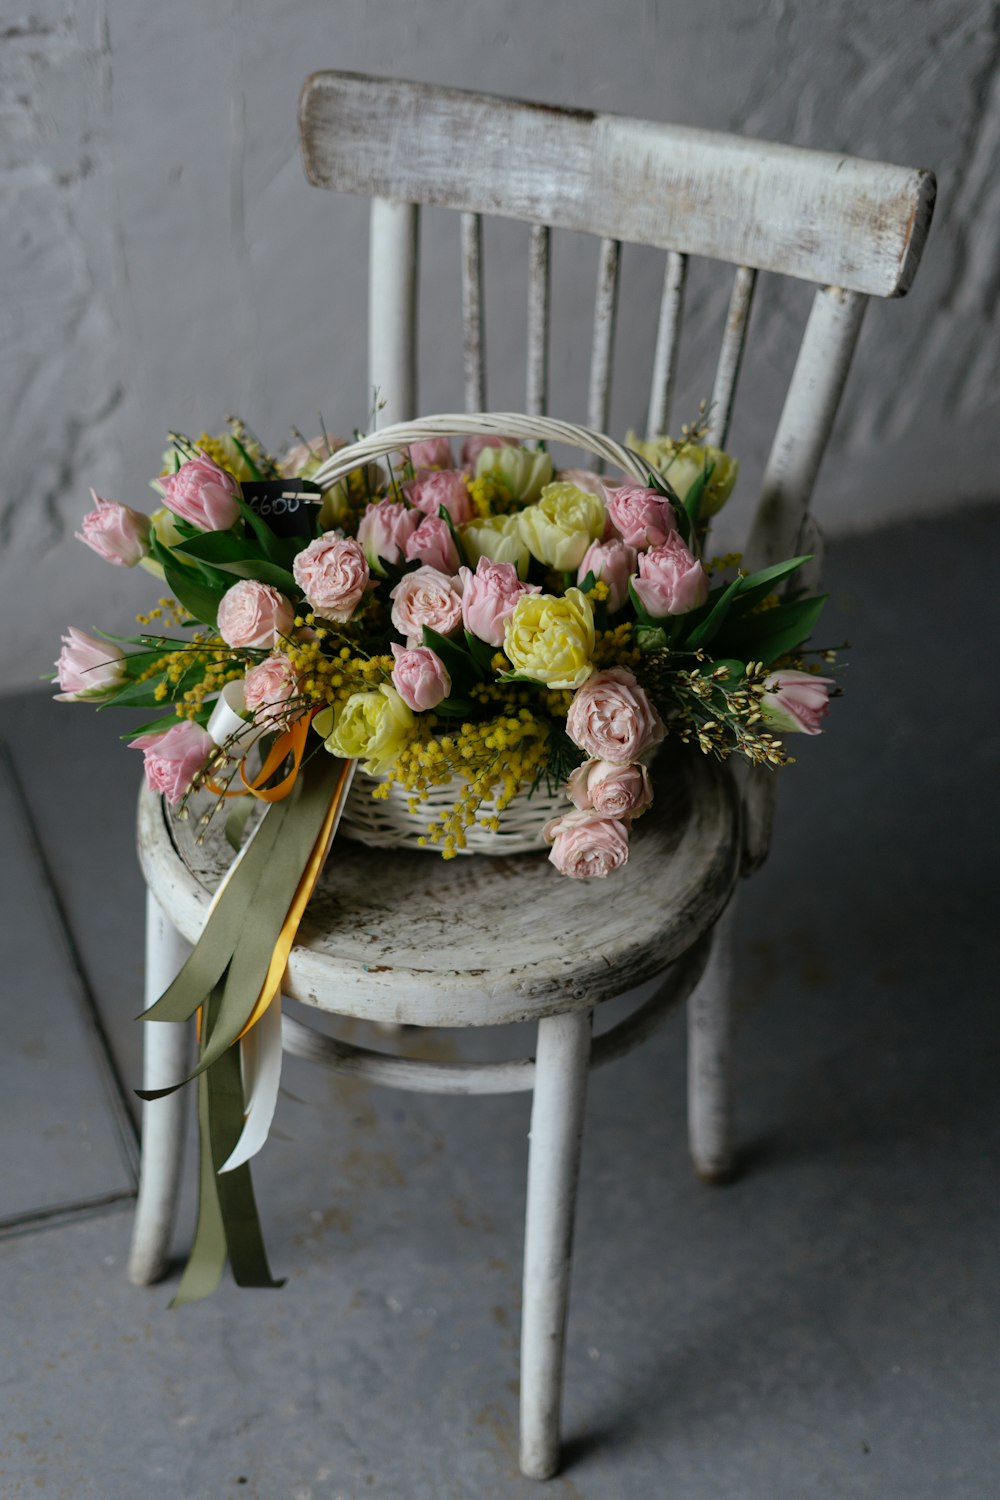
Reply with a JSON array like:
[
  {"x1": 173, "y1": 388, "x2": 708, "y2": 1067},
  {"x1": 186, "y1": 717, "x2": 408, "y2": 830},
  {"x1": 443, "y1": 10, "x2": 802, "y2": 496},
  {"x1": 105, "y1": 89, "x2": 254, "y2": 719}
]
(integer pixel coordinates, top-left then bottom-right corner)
[
  {"x1": 76, "y1": 490, "x2": 151, "y2": 567},
  {"x1": 130, "y1": 720, "x2": 214, "y2": 805},
  {"x1": 217, "y1": 580, "x2": 295, "y2": 648},
  {"x1": 405, "y1": 436, "x2": 454, "y2": 472},
  {"x1": 460, "y1": 434, "x2": 518, "y2": 470},
  {"x1": 761, "y1": 670, "x2": 836, "y2": 735},
  {"x1": 606, "y1": 485, "x2": 678, "y2": 549},
  {"x1": 292, "y1": 534, "x2": 369, "y2": 621},
  {"x1": 389, "y1": 565, "x2": 463, "y2": 646},
  {"x1": 458, "y1": 557, "x2": 540, "y2": 648},
  {"x1": 160, "y1": 455, "x2": 241, "y2": 530},
  {"x1": 54, "y1": 628, "x2": 125, "y2": 700},
  {"x1": 566, "y1": 759, "x2": 653, "y2": 820},
  {"x1": 631, "y1": 533, "x2": 709, "y2": 616},
  {"x1": 356, "y1": 499, "x2": 421, "y2": 574},
  {"x1": 390, "y1": 643, "x2": 452, "y2": 711},
  {"x1": 243, "y1": 654, "x2": 301, "y2": 726},
  {"x1": 566, "y1": 667, "x2": 665, "y2": 764},
  {"x1": 404, "y1": 514, "x2": 460, "y2": 573},
  {"x1": 403, "y1": 469, "x2": 473, "y2": 526},
  {"x1": 577, "y1": 538, "x2": 638, "y2": 612},
  {"x1": 543, "y1": 809, "x2": 631, "y2": 880}
]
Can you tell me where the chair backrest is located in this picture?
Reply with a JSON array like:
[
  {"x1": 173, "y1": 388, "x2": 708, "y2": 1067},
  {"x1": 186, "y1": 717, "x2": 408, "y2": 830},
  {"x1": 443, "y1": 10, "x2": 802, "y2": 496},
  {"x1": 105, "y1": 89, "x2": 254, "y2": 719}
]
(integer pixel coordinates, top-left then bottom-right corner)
[{"x1": 298, "y1": 72, "x2": 934, "y2": 570}]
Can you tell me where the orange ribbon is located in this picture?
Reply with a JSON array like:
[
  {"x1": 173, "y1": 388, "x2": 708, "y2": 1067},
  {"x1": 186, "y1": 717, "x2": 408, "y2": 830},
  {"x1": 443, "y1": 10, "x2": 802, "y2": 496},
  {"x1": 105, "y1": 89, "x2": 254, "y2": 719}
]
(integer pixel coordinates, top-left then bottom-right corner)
[{"x1": 207, "y1": 714, "x2": 314, "y2": 803}]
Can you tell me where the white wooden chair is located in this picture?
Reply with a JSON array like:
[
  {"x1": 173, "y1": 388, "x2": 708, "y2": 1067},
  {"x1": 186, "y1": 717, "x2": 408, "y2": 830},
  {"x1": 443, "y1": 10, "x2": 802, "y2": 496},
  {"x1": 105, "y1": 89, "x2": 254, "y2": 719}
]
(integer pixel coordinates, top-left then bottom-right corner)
[{"x1": 128, "y1": 74, "x2": 934, "y2": 1480}]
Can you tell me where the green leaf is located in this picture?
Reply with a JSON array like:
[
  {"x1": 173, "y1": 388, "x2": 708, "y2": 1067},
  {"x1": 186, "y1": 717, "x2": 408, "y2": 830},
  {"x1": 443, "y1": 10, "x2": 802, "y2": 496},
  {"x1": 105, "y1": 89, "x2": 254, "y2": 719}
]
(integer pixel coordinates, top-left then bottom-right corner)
[
  {"x1": 101, "y1": 676, "x2": 171, "y2": 710},
  {"x1": 163, "y1": 562, "x2": 226, "y2": 629},
  {"x1": 234, "y1": 494, "x2": 286, "y2": 566},
  {"x1": 174, "y1": 530, "x2": 257, "y2": 565},
  {"x1": 430, "y1": 695, "x2": 475, "y2": 718},
  {"x1": 731, "y1": 555, "x2": 812, "y2": 612},
  {"x1": 120, "y1": 712, "x2": 183, "y2": 740},
  {"x1": 719, "y1": 594, "x2": 828, "y2": 666},
  {"x1": 438, "y1": 505, "x2": 470, "y2": 568},
  {"x1": 464, "y1": 629, "x2": 497, "y2": 674},
  {"x1": 627, "y1": 578, "x2": 657, "y2": 628},
  {"x1": 421, "y1": 626, "x2": 485, "y2": 690},
  {"x1": 681, "y1": 574, "x2": 743, "y2": 650},
  {"x1": 682, "y1": 459, "x2": 715, "y2": 527}
]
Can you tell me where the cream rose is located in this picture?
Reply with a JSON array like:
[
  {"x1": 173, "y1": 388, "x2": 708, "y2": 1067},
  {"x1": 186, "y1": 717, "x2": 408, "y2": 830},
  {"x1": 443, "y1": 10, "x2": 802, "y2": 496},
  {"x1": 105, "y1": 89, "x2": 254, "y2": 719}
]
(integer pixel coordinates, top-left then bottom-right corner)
[
  {"x1": 315, "y1": 686, "x2": 414, "y2": 775},
  {"x1": 503, "y1": 588, "x2": 595, "y2": 690},
  {"x1": 518, "y1": 482, "x2": 606, "y2": 571}
]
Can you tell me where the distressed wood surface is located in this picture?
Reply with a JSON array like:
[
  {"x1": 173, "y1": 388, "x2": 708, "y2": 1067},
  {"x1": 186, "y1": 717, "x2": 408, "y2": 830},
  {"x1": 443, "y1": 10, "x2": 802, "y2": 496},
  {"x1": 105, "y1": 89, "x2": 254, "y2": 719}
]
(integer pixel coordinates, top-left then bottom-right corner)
[
  {"x1": 368, "y1": 198, "x2": 419, "y2": 425},
  {"x1": 137, "y1": 748, "x2": 739, "y2": 1029},
  {"x1": 646, "y1": 251, "x2": 687, "y2": 438},
  {"x1": 706, "y1": 266, "x2": 757, "y2": 449},
  {"x1": 461, "y1": 211, "x2": 486, "y2": 411},
  {"x1": 586, "y1": 238, "x2": 621, "y2": 462},
  {"x1": 300, "y1": 72, "x2": 935, "y2": 297},
  {"x1": 744, "y1": 285, "x2": 868, "y2": 570},
  {"x1": 526, "y1": 223, "x2": 551, "y2": 417}
]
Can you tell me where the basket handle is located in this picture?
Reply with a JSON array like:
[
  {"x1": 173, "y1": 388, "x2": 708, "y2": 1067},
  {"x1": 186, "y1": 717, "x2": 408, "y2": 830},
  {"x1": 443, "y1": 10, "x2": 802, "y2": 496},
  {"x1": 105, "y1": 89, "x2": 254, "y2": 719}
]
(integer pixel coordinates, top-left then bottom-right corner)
[{"x1": 310, "y1": 412, "x2": 660, "y2": 491}]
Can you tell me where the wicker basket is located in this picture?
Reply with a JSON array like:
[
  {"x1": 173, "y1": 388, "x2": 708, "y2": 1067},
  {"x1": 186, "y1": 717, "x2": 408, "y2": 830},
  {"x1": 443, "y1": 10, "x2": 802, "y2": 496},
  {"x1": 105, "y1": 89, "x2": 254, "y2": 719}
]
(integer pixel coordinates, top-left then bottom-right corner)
[{"x1": 312, "y1": 413, "x2": 664, "y2": 857}]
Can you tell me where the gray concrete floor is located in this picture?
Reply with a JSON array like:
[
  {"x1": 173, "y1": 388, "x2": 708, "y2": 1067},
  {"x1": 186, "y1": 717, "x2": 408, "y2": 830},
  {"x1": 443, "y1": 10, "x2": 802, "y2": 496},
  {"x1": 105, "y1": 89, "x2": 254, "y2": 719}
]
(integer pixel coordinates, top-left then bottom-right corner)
[{"x1": 1, "y1": 506, "x2": 998, "y2": 1499}]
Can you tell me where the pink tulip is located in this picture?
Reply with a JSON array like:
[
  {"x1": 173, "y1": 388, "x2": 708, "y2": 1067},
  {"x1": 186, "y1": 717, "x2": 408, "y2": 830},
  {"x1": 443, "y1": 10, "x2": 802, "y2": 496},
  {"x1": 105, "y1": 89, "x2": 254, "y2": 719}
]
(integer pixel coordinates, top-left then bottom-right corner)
[
  {"x1": 403, "y1": 469, "x2": 473, "y2": 526},
  {"x1": 54, "y1": 628, "x2": 125, "y2": 700},
  {"x1": 160, "y1": 455, "x2": 240, "y2": 530},
  {"x1": 357, "y1": 499, "x2": 421, "y2": 574},
  {"x1": 404, "y1": 514, "x2": 460, "y2": 574},
  {"x1": 130, "y1": 720, "x2": 214, "y2": 805},
  {"x1": 761, "y1": 670, "x2": 836, "y2": 735},
  {"x1": 631, "y1": 533, "x2": 708, "y2": 616},
  {"x1": 390, "y1": 643, "x2": 452, "y2": 711},
  {"x1": 458, "y1": 557, "x2": 540, "y2": 648},
  {"x1": 76, "y1": 490, "x2": 150, "y2": 566},
  {"x1": 577, "y1": 538, "x2": 638, "y2": 613}
]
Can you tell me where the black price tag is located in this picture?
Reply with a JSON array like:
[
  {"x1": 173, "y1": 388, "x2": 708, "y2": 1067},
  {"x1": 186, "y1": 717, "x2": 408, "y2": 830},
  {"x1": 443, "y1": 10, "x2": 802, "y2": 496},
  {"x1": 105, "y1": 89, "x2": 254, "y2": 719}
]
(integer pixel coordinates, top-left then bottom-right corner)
[{"x1": 241, "y1": 480, "x2": 322, "y2": 538}]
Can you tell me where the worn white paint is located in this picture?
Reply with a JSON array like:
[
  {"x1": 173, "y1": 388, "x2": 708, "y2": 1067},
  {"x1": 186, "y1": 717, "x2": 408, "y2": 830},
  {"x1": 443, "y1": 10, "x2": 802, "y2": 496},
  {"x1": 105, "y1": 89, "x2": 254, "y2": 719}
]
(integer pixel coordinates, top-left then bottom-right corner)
[
  {"x1": 369, "y1": 199, "x2": 419, "y2": 427},
  {"x1": 687, "y1": 905, "x2": 737, "y2": 1183},
  {"x1": 647, "y1": 251, "x2": 688, "y2": 439}
]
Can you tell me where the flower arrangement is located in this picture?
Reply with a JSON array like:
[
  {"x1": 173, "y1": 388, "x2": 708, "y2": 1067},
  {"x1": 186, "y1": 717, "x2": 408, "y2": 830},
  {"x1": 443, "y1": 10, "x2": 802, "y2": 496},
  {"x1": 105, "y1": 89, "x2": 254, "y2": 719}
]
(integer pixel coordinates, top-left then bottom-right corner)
[
  {"x1": 56, "y1": 412, "x2": 837, "y2": 880},
  {"x1": 54, "y1": 409, "x2": 839, "y2": 1301}
]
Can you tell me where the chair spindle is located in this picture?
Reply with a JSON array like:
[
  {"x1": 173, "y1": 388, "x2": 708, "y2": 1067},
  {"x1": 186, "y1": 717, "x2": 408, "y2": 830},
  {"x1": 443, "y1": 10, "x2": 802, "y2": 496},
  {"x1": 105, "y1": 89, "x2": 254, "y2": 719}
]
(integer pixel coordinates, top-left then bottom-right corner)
[
  {"x1": 706, "y1": 266, "x2": 757, "y2": 449},
  {"x1": 461, "y1": 211, "x2": 486, "y2": 412},
  {"x1": 368, "y1": 199, "x2": 419, "y2": 426},
  {"x1": 526, "y1": 224, "x2": 551, "y2": 418},
  {"x1": 646, "y1": 251, "x2": 688, "y2": 438},
  {"x1": 586, "y1": 237, "x2": 621, "y2": 468}
]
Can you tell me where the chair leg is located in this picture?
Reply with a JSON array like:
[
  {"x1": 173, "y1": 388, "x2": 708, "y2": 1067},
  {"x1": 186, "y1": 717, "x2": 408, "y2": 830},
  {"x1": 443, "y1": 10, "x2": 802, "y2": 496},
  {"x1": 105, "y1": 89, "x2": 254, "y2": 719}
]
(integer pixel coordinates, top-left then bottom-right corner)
[
  {"x1": 127, "y1": 890, "x2": 193, "y2": 1286},
  {"x1": 687, "y1": 902, "x2": 737, "y2": 1184},
  {"x1": 519, "y1": 1008, "x2": 593, "y2": 1480}
]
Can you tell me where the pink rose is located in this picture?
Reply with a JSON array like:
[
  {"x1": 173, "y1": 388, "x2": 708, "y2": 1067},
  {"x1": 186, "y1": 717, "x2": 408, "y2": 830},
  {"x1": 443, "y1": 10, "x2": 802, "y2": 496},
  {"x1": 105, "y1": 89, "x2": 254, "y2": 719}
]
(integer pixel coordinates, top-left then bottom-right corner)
[
  {"x1": 390, "y1": 643, "x2": 452, "y2": 711},
  {"x1": 389, "y1": 565, "x2": 463, "y2": 646},
  {"x1": 76, "y1": 490, "x2": 150, "y2": 567},
  {"x1": 160, "y1": 455, "x2": 241, "y2": 530},
  {"x1": 356, "y1": 499, "x2": 421, "y2": 573},
  {"x1": 406, "y1": 436, "x2": 454, "y2": 472},
  {"x1": 458, "y1": 557, "x2": 540, "y2": 648},
  {"x1": 243, "y1": 654, "x2": 301, "y2": 726},
  {"x1": 403, "y1": 469, "x2": 473, "y2": 526},
  {"x1": 577, "y1": 538, "x2": 638, "y2": 613},
  {"x1": 130, "y1": 720, "x2": 214, "y2": 805},
  {"x1": 566, "y1": 759, "x2": 653, "y2": 820},
  {"x1": 761, "y1": 670, "x2": 836, "y2": 735},
  {"x1": 631, "y1": 533, "x2": 709, "y2": 616},
  {"x1": 566, "y1": 667, "x2": 665, "y2": 764},
  {"x1": 292, "y1": 534, "x2": 369, "y2": 621},
  {"x1": 543, "y1": 809, "x2": 630, "y2": 879},
  {"x1": 460, "y1": 434, "x2": 518, "y2": 470},
  {"x1": 217, "y1": 580, "x2": 295, "y2": 647},
  {"x1": 606, "y1": 485, "x2": 678, "y2": 549},
  {"x1": 54, "y1": 627, "x2": 125, "y2": 700},
  {"x1": 404, "y1": 514, "x2": 460, "y2": 573}
]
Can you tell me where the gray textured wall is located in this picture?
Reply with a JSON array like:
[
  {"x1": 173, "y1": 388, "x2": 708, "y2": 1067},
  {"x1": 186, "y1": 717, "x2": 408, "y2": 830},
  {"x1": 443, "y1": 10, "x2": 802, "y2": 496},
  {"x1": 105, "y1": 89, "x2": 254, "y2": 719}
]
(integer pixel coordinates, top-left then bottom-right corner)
[{"x1": 4, "y1": 1, "x2": 998, "y2": 691}]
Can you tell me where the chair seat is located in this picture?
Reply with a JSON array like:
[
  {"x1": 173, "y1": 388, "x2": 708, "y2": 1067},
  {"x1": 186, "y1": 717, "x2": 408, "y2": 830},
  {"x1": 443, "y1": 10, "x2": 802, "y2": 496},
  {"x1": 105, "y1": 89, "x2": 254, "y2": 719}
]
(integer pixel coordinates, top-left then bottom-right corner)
[{"x1": 137, "y1": 746, "x2": 739, "y2": 1028}]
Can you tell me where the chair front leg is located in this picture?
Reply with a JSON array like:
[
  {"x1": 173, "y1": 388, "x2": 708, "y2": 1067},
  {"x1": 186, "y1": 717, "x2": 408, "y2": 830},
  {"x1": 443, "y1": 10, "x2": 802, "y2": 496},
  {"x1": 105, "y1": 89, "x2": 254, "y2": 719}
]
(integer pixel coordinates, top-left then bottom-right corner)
[
  {"x1": 519, "y1": 1007, "x2": 593, "y2": 1480},
  {"x1": 687, "y1": 902, "x2": 737, "y2": 1183},
  {"x1": 127, "y1": 889, "x2": 193, "y2": 1286}
]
